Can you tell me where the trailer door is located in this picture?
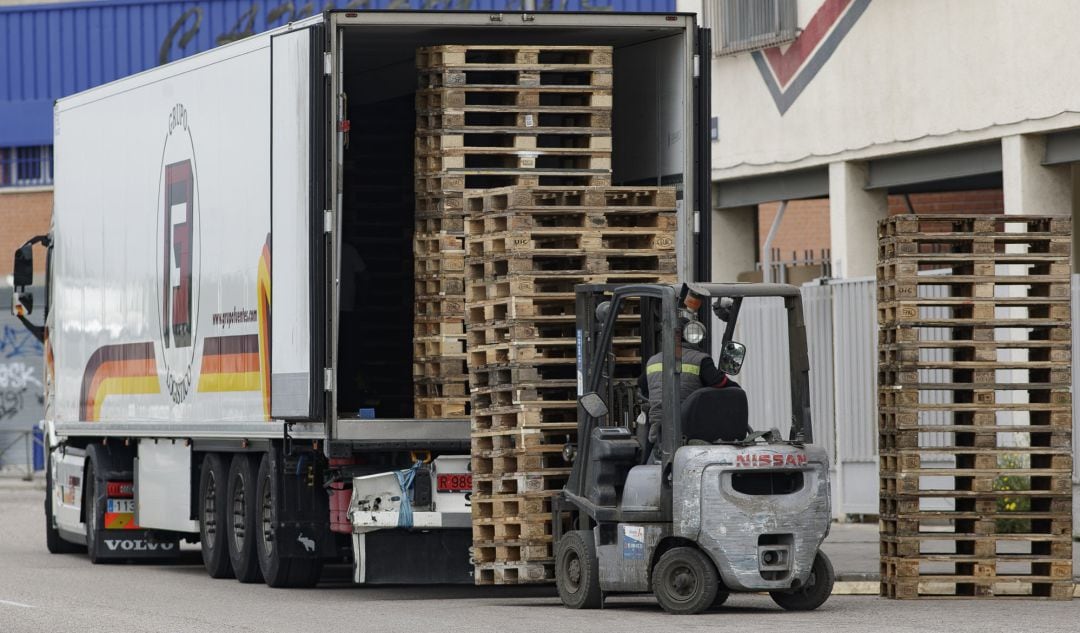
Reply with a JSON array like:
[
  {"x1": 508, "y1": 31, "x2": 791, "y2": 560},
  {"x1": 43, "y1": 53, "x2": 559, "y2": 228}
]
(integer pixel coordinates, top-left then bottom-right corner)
[{"x1": 270, "y1": 25, "x2": 327, "y2": 420}]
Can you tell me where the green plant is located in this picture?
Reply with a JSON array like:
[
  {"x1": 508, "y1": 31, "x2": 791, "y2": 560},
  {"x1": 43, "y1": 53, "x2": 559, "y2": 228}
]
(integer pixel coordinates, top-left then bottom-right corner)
[{"x1": 994, "y1": 453, "x2": 1031, "y2": 534}]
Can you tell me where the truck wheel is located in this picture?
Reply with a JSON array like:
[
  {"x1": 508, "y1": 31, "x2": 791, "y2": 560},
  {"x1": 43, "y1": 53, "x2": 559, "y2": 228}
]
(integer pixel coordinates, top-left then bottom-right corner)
[
  {"x1": 555, "y1": 530, "x2": 602, "y2": 609},
  {"x1": 770, "y1": 551, "x2": 835, "y2": 611},
  {"x1": 84, "y1": 453, "x2": 105, "y2": 564},
  {"x1": 198, "y1": 453, "x2": 234, "y2": 578},
  {"x1": 45, "y1": 454, "x2": 83, "y2": 554},
  {"x1": 254, "y1": 452, "x2": 322, "y2": 588},
  {"x1": 227, "y1": 454, "x2": 264, "y2": 583},
  {"x1": 651, "y1": 547, "x2": 719, "y2": 615}
]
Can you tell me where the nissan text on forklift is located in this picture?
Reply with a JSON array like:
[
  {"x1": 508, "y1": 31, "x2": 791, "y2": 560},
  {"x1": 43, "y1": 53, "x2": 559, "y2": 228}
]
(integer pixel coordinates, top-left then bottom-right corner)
[{"x1": 555, "y1": 282, "x2": 835, "y2": 614}]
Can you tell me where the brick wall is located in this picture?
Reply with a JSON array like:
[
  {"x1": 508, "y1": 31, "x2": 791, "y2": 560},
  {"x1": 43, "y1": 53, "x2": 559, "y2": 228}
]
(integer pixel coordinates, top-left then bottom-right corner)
[
  {"x1": 757, "y1": 189, "x2": 1005, "y2": 256},
  {"x1": 0, "y1": 189, "x2": 52, "y2": 277}
]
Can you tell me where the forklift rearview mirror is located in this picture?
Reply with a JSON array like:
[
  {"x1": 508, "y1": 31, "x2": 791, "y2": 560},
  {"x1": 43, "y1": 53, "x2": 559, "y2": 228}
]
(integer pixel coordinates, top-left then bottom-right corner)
[
  {"x1": 580, "y1": 392, "x2": 609, "y2": 419},
  {"x1": 718, "y1": 341, "x2": 746, "y2": 375}
]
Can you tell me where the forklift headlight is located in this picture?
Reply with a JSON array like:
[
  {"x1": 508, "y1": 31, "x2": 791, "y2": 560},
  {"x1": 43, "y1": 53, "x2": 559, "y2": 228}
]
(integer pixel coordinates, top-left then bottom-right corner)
[{"x1": 683, "y1": 321, "x2": 706, "y2": 345}]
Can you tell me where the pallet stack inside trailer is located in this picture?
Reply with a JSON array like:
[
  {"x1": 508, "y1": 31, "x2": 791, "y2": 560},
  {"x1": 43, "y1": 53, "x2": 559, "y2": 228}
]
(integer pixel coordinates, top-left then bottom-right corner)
[
  {"x1": 877, "y1": 214, "x2": 1074, "y2": 599},
  {"x1": 412, "y1": 44, "x2": 615, "y2": 419},
  {"x1": 464, "y1": 186, "x2": 677, "y2": 584}
]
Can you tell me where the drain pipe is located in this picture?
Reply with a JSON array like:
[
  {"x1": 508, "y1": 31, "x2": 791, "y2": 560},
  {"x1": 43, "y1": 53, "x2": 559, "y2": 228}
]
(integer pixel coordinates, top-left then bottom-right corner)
[{"x1": 761, "y1": 200, "x2": 788, "y2": 283}]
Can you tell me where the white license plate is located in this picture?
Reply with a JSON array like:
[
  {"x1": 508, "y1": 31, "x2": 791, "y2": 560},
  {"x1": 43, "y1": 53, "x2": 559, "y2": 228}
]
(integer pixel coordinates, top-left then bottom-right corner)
[{"x1": 107, "y1": 499, "x2": 135, "y2": 513}]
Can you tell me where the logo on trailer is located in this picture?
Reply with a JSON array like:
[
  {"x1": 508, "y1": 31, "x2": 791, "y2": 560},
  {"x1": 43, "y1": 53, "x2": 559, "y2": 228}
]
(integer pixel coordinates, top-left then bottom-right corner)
[{"x1": 156, "y1": 104, "x2": 202, "y2": 404}]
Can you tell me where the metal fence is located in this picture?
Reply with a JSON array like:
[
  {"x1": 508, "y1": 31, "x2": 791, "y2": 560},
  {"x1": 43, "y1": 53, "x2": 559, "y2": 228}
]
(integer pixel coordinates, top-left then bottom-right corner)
[
  {"x1": 0, "y1": 146, "x2": 53, "y2": 188},
  {"x1": 732, "y1": 273, "x2": 1079, "y2": 521},
  {"x1": 1073, "y1": 275, "x2": 1080, "y2": 486}
]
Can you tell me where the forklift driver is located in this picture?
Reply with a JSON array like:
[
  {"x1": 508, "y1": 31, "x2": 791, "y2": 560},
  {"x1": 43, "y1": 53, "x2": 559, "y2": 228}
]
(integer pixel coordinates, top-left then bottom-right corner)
[{"x1": 638, "y1": 313, "x2": 738, "y2": 461}]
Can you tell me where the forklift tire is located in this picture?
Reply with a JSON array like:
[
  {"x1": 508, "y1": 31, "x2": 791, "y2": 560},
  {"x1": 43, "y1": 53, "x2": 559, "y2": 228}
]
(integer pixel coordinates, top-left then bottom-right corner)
[
  {"x1": 198, "y1": 453, "x2": 234, "y2": 578},
  {"x1": 651, "y1": 547, "x2": 719, "y2": 615},
  {"x1": 770, "y1": 551, "x2": 835, "y2": 611},
  {"x1": 254, "y1": 452, "x2": 322, "y2": 588},
  {"x1": 227, "y1": 454, "x2": 264, "y2": 583},
  {"x1": 44, "y1": 456, "x2": 83, "y2": 554},
  {"x1": 555, "y1": 531, "x2": 602, "y2": 609}
]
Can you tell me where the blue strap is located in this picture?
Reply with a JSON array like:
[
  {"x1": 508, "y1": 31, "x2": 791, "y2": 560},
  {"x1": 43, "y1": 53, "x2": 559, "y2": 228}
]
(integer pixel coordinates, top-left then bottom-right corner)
[{"x1": 393, "y1": 462, "x2": 423, "y2": 528}]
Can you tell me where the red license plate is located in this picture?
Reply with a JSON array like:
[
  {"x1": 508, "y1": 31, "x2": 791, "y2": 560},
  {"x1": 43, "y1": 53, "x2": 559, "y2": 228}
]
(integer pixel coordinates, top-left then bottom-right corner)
[{"x1": 437, "y1": 473, "x2": 472, "y2": 492}]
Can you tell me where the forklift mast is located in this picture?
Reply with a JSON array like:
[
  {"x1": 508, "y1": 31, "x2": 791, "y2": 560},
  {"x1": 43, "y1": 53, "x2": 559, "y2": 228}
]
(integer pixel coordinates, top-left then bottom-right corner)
[{"x1": 565, "y1": 284, "x2": 682, "y2": 526}]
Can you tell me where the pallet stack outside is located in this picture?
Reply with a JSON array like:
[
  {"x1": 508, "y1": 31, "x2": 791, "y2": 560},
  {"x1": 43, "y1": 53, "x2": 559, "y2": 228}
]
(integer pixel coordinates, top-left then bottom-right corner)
[
  {"x1": 465, "y1": 186, "x2": 678, "y2": 584},
  {"x1": 413, "y1": 44, "x2": 614, "y2": 419},
  {"x1": 877, "y1": 214, "x2": 1073, "y2": 599}
]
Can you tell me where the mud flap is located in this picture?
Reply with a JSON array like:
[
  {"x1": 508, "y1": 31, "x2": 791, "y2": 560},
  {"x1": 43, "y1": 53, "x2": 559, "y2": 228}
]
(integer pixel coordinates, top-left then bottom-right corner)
[
  {"x1": 270, "y1": 448, "x2": 331, "y2": 561},
  {"x1": 85, "y1": 444, "x2": 181, "y2": 561}
]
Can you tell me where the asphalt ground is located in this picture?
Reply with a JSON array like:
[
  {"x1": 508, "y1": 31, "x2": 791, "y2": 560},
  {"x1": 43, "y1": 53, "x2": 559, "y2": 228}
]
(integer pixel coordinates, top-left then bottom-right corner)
[{"x1": 1, "y1": 477, "x2": 1078, "y2": 633}]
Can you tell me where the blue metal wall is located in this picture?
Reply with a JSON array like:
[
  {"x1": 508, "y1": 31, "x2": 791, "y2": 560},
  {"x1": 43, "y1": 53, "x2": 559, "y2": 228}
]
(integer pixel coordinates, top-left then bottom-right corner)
[{"x1": 0, "y1": 0, "x2": 677, "y2": 147}]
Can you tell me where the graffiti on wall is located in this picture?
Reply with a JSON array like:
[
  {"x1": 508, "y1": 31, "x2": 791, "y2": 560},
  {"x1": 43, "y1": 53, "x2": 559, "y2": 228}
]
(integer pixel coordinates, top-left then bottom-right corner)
[
  {"x1": 159, "y1": 0, "x2": 617, "y2": 64},
  {"x1": 0, "y1": 324, "x2": 45, "y2": 424}
]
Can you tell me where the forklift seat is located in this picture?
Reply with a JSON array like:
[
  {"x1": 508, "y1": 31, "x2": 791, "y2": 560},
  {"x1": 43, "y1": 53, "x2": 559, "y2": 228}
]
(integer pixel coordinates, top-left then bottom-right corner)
[{"x1": 681, "y1": 386, "x2": 750, "y2": 443}]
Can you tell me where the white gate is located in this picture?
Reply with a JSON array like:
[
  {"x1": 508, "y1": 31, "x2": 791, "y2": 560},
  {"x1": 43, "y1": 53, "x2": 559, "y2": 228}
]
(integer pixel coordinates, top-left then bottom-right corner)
[
  {"x1": 721, "y1": 278, "x2": 878, "y2": 517},
  {"x1": 1072, "y1": 274, "x2": 1079, "y2": 536}
]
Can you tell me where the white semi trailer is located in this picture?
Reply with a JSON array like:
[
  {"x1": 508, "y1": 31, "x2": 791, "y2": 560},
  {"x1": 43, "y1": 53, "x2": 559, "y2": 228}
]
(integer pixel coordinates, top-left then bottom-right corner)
[{"x1": 9, "y1": 9, "x2": 711, "y2": 587}]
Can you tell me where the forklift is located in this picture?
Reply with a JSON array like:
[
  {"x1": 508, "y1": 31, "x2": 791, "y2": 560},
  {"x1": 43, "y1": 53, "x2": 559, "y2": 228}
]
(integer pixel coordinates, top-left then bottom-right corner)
[{"x1": 554, "y1": 283, "x2": 834, "y2": 614}]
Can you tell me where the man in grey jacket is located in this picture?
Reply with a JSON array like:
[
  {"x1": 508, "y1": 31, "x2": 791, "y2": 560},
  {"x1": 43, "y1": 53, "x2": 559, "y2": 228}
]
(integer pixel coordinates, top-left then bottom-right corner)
[{"x1": 638, "y1": 315, "x2": 736, "y2": 460}]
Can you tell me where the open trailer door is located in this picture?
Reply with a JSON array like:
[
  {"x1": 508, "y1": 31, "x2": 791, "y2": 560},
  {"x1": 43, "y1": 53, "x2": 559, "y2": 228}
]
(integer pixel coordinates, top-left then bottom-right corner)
[{"x1": 270, "y1": 24, "x2": 329, "y2": 421}]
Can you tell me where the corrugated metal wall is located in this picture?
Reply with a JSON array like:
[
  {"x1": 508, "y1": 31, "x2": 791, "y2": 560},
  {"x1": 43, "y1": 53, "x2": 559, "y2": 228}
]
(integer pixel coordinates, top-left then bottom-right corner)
[
  {"x1": 803, "y1": 282, "x2": 835, "y2": 463},
  {"x1": 731, "y1": 278, "x2": 879, "y2": 516},
  {"x1": 831, "y1": 278, "x2": 877, "y2": 463},
  {"x1": 0, "y1": 0, "x2": 677, "y2": 145},
  {"x1": 730, "y1": 296, "x2": 793, "y2": 439}
]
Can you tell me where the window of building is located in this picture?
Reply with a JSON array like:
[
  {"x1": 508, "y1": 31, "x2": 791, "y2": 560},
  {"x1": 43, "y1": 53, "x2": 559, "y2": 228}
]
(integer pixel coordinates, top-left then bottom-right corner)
[
  {"x1": 707, "y1": 0, "x2": 799, "y2": 56},
  {"x1": 0, "y1": 145, "x2": 54, "y2": 188}
]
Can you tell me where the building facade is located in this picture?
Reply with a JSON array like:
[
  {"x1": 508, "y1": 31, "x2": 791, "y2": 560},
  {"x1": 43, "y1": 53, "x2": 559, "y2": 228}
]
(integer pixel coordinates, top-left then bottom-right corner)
[{"x1": 680, "y1": 0, "x2": 1080, "y2": 280}]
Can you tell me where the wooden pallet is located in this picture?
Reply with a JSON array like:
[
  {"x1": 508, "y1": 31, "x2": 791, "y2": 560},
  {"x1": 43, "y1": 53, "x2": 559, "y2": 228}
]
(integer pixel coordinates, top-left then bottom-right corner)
[
  {"x1": 417, "y1": 130, "x2": 612, "y2": 157},
  {"x1": 416, "y1": 87, "x2": 613, "y2": 111},
  {"x1": 880, "y1": 575, "x2": 1074, "y2": 600},
  {"x1": 877, "y1": 213, "x2": 1073, "y2": 599},
  {"x1": 413, "y1": 396, "x2": 470, "y2": 419},
  {"x1": 474, "y1": 562, "x2": 555, "y2": 585},
  {"x1": 474, "y1": 470, "x2": 571, "y2": 496},
  {"x1": 880, "y1": 494, "x2": 1073, "y2": 517},
  {"x1": 471, "y1": 403, "x2": 579, "y2": 433},
  {"x1": 471, "y1": 425, "x2": 577, "y2": 455},
  {"x1": 417, "y1": 45, "x2": 613, "y2": 70},
  {"x1": 879, "y1": 214, "x2": 1071, "y2": 238}
]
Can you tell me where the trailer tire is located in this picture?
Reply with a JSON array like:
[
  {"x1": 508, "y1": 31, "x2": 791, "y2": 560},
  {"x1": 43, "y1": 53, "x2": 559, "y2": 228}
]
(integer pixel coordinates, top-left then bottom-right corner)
[
  {"x1": 254, "y1": 452, "x2": 322, "y2": 588},
  {"x1": 651, "y1": 547, "x2": 719, "y2": 615},
  {"x1": 770, "y1": 551, "x2": 834, "y2": 612},
  {"x1": 555, "y1": 530, "x2": 602, "y2": 609},
  {"x1": 227, "y1": 454, "x2": 264, "y2": 583},
  {"x1": 44, "y1": 454, "x2": 83, "y2": 554},
  {"x1": 198, "y1": 453, "x2": 234, "y2": 578}
]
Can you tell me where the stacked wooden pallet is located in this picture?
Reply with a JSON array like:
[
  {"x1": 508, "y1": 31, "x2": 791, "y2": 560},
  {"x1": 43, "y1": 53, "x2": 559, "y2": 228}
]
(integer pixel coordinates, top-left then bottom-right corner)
[
  {"x1": 465, "y1": 186, "x2": 678, "y2": 584},
  {"x1": 877, "y1": 214, "x2": 1073, "y2": 599},
  {"x1": 413, "y1": 44, "x2": 614, "y2": 419}
]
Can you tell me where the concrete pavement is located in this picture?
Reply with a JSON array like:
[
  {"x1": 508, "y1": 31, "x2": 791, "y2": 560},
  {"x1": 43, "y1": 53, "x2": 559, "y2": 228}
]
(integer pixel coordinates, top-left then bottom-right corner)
[{"x1": 1, "y1": 475, "x2": 1079, "y2": 632}]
